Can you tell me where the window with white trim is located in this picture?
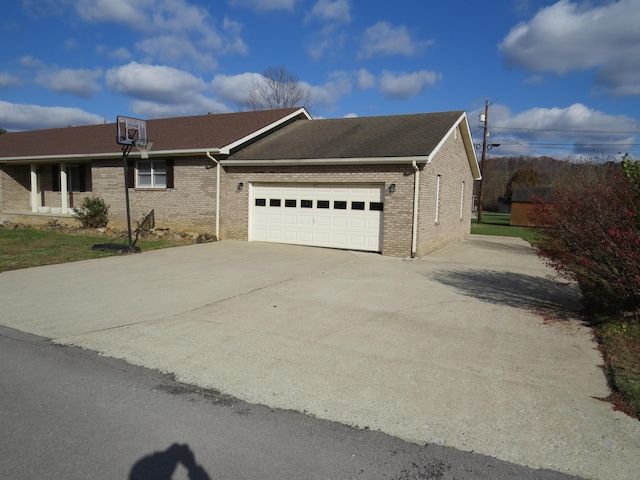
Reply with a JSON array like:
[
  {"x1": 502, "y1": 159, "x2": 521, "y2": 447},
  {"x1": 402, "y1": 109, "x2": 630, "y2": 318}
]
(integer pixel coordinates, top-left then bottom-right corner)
[
  {"x1": 460, "y1": 181, "x2": 465, "y2": 219},
  {"x1": 435, "y1": 175, "x2": 441, "y2": 222},
  {"x1": 137, "y1": 160, "x2": 166, "y2": 188}
]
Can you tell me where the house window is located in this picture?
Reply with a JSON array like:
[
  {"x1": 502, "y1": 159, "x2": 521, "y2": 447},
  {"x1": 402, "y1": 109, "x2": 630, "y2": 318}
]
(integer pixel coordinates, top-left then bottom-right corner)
[
  {"x1": 67, "y1": 165, "x2": 85, "y2": 192},
  {"x1": 137, "y1": 160, "x2": 167, "y2": 188},
  {"x1": 435, "y1": 175, "x2": 441, "y2": 223},
  {"x1": 460, "y1": 181, "x2": 465, "y2": 219}
]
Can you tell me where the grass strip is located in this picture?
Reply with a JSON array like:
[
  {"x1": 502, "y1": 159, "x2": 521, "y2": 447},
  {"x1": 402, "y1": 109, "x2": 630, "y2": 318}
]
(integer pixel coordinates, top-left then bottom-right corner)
[
  {"x1": 470, "y1": 212, "x2": 538, "y2": 243},
  {"x1": 0, "y1": 227, "x2": 186, "y2": 273}
]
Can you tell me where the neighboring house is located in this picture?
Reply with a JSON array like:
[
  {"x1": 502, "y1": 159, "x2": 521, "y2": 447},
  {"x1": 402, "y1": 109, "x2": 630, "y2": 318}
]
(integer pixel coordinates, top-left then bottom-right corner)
[
  {"x1": 0, "y1": 108, "x2": 481, "y2": 257},
  {"x1": 510, "y1": 186, "x2": 554, "y2": 227}
]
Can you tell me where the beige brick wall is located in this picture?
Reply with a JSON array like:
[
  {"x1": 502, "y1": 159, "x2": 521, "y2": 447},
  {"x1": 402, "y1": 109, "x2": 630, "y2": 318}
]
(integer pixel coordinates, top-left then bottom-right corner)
[
  {"x1": 92, "y1": 156, "x2": 218, "y2": 233},
  {"x1": 219, "y1": 164, "x2": 417, "y2": 257},
  {"x1": 415, "y1": 125, "x2": 475, "y2": 256},
  {"x1": 1, "y1": 165, "x2": 31, "y2": 211}
]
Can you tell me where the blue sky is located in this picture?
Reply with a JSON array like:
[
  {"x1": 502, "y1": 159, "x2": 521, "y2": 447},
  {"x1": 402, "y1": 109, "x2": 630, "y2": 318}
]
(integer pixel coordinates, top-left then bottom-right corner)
[{"x1": 1, "y1": 0, "x2": 640, "y2": 159}]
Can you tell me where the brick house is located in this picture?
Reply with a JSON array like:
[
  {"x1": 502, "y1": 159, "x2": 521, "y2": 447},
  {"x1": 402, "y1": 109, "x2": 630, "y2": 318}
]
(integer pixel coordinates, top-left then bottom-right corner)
[{"x1": 0, "y1": 108, "x2": 480, "y2": 257}]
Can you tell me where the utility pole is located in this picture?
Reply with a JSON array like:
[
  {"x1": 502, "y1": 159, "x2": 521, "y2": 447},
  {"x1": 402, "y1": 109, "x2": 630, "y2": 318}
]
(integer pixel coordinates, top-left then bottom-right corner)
[{"x1": 477, "y1": 99, "x2": 489, "y2": 224}]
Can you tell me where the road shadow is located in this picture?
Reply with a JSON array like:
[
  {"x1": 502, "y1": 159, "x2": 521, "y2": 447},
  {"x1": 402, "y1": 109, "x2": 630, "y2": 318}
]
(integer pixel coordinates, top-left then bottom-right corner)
[
  {"x1": 129, "y1": 443, "x2": 210, "y2": 480},
  {"x1": 430, "y1": 269, "x2": 584, "y2": 321}
]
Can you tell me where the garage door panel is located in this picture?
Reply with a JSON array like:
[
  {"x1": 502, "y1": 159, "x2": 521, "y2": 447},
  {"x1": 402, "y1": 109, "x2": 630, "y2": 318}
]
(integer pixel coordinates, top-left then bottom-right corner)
[{"x1": 251, "y1": 183, "x2": 383, "y2": 252}]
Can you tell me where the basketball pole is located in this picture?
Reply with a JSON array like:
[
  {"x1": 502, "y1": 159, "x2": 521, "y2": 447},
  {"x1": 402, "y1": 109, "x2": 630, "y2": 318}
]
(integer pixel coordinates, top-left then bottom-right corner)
[{"x1": 122, "y1": 145, "x2": 134, "y2": 252}]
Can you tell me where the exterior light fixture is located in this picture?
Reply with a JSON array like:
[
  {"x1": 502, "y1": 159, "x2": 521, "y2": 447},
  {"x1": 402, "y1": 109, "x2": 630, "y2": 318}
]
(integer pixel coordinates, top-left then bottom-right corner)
[
  {"x1": 388, "y1": 183, "x2": 396, "y2": 194},
  {"x1": 237, "y1": 182, "x2": 244, "y2": 192}
]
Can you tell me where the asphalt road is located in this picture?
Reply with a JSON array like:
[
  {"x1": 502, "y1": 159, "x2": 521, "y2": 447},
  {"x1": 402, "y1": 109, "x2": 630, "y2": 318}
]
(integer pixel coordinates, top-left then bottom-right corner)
[{"x1": 0, "y1": 325, "x2": 583, "y2": 480}]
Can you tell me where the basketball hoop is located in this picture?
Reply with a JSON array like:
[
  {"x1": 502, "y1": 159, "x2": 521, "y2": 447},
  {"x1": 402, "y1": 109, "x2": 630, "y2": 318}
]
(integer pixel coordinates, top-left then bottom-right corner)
[{"x1": 135, "y1": 140, "x2": 153, "y2": 159}]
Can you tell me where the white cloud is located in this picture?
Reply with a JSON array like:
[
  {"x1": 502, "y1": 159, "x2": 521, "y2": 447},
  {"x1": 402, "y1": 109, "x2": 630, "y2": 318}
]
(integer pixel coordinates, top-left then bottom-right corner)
[
  {"x1": 357, "y1": 69, "x2": 375, "y2": 90},
  {"x1": 210, "y1": 72, "x2": 263, "y2": 105},
  {"x1": 343, "y1": 112, "x2": 357, "y2": 118},
  {"x1": 136, "y1": 35, "x2": 218, "y2": 70},
  {"x1": 229, "y1": 0, "x2": 300, "y2": 12},
  {"x1": 75, "y1": 0, "x2": 146, "y2": 24},
  {"x1": 499, "y1": 0, "x2": 640, "y2": 96},
  {"x1": 0, "y1": 100, "x2": 104, "y2": 131},
  {"x1": 105, "y1": 62, "x2": 230, "y2": 117},
  {"x1": 379, "y1": 70, "x2": 440, "y2": 99},
  {"x1": 306, "y1": 0, "x2": 351, "y2": 23},
  {"x1": 35, "y1": 68, "x2": 102, "y2": 98},
  {"x1": 473, "y1": 103, "x2": 640, "y2": 157},
  {"x1": 106, "y1": 62, "x2": 205, "y2": 102},
  {"x1": 129, "y1": 97, "x2": 229, "y2": 118},
  {"x1": 308, "y1": 72, "x2": 352, "y2": 109},
  {"x1": 75, "y1": 0, "x2": 246, "y2": 69},
  {"x1": 358, "y1": 21, "x2": 432, "y2": 59},
  {"x1": 20, "y1": 56, "x2": 45, "y2": 69},
  {"x1": 0, "y1": 73, "x2": 21, "y2": 89}
]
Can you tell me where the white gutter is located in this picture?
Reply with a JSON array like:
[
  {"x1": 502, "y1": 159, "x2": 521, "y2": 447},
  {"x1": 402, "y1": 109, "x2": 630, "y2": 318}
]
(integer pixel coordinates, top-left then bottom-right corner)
[
  {"x1": 411, "y1": 160, "x2": 420, "y2": 258},
  {"x1": 0, "y1": 147, "x2": 223, "y2": 164},
  {"x1": 206, "y1": 151, "x2": 221, "y2": 240},
  {"x1": 222, "y1": 155, "x2": 429, "y2": 167}
]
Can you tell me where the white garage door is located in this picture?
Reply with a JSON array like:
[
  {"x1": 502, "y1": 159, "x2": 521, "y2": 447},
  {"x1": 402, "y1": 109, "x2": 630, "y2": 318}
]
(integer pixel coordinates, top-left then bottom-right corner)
[{"x1": 250, "y1": 184, "x2": 384, "y2": 252}]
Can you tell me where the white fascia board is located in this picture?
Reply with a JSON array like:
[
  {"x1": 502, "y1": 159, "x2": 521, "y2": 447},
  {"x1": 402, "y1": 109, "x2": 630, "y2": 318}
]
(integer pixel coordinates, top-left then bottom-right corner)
[
  {"x1": 218, "y1": 107, "x2": 312, "y2": 155},
  {"x1": 221, "y1": 155, "x2": 429, "y2": 167},
  {"x1": 0, "y1": 148, "x2": 223, "y2": 163},
  {"x1": 428, "y1": 111, "x2": 481, "y2": 180},
  {"x1": 0, "y1": 152, "x2": 117, "y2": 163}
]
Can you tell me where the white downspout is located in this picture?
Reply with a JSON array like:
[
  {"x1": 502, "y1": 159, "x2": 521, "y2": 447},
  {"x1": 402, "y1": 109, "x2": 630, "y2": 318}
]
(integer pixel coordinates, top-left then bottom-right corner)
[
  {"x1": 206, "y1": 152, "x2": 220, "y2": 240},
  {"x1": 411, "y1": 160, "x2": 420, "y2": 257}
]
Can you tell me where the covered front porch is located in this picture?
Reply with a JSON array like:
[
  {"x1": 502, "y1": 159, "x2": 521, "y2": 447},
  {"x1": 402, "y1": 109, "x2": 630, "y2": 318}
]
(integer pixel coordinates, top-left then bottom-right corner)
[{"x1": 1, "y1": 161, "x2": 91, "y2": 221}]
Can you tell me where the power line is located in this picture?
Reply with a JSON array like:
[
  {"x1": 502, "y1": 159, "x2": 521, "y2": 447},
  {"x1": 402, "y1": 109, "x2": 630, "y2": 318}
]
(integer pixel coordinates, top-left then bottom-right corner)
[{"x1": 491, "y1": 126, "x2": 640, "y2": 134}]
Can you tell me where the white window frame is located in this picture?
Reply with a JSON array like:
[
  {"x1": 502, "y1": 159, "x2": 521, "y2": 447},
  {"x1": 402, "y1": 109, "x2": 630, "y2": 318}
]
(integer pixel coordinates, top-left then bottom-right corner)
[
  {"x1": 136, "y1": 160, "x2": 166, "y2": 188},
  {"x1": 460, "y1": 181, "x2": 465, "y2": 219},
  {"x1": 435, "y1": 174, "x2": 441, "y2": 223}
]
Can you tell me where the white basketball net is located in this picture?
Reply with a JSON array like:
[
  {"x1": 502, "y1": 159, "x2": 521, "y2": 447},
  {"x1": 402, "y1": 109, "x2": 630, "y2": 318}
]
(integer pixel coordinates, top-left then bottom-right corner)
[{"x1": 135, "y1": 140, "x2": 153, "y2": 159}]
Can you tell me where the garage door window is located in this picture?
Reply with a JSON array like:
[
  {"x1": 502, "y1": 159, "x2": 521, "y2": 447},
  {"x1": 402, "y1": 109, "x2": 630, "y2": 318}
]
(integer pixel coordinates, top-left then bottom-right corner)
[
  {"x1": 317, "y1": 200, "x2": 330, "y2": 209},
  {"x1": 285, "y1": 199, "x2": 297, "y2": 207},
  {"x1": 370, "y1": 202, "x2": 384, "y2": 211},
  {"x1": 255, "y1": 198, "x2": 266, "y2": 206},
  {"x1": 352, "y1": 201, "x2": 365, "y2": 210},
  {"x1": 334, "y1": 201, "x2": 347, "y2": 209},
  {"x1": 301, "y1": 200, "x2": 313, "y2": 208},
  {"x1": 270, "y1": 199, "x2": 281, "y2": 207}
]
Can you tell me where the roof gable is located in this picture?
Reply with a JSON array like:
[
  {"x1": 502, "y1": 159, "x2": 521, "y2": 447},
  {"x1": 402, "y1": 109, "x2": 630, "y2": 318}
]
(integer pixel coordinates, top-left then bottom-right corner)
[{"x1": 0, "y1": 108, "x2": 309, "y2": 161}]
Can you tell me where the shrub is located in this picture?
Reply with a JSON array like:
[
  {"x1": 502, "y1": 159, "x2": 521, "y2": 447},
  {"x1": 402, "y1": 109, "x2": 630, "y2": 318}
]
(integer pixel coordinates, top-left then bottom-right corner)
[
  {"x1": 529, "y1": 162, "x2": 640, "y2": 314},
  {"x1": 74, "y1": 196, "x2": 109, "y2": 228}
]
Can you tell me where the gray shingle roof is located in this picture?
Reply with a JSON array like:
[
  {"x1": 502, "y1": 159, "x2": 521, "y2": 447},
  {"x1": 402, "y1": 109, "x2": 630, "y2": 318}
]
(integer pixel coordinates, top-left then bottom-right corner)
[
  {"x1": 227, "y1": 111, "x2": 465, "y2": 160},
  {"x1": 0, "y1": 108, "x2": 303, "y2": 160}
]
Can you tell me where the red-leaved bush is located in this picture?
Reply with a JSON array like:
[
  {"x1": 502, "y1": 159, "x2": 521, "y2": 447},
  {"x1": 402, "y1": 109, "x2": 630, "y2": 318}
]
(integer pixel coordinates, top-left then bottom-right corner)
[{"x1": 529, "y1": 162, "x2": 640, "y2": 314}]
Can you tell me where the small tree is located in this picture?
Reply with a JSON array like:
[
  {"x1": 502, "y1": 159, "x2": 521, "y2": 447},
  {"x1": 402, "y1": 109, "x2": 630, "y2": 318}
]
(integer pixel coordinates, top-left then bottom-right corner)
[
  {"x1": 0, "y1": 127, "x2": 7, "y2": 135},
  {"x1": 246, "y1": 65, "x2": 311, "y2": 111},
  {"x1": 529, "y1": 162, "x2": 640, "y2": 313},
  {"x1": 75, "y1": 196, "x2": 109, "y2": 228},
  {"x1": 503, "y1": 167, "x2": 543, "y2": 204}
]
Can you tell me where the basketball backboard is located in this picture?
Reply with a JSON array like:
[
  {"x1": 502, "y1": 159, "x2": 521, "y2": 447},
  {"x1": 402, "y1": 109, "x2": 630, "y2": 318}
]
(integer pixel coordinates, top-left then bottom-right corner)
[{"x1": 116, "y1": 116, "x2": 148, "y2": 146}]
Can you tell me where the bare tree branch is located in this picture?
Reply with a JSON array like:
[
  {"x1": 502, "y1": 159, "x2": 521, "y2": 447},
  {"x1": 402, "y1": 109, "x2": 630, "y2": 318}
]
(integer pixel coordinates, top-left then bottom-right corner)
[{"x1": 247, "y1": 65, "x2": 311, "y2": 111}]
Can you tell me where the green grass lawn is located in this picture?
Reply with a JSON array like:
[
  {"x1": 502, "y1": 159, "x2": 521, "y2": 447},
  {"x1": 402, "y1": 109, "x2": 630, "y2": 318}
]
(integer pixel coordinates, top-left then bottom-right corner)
[
  {"x1": 0, "y1": 227, "x2": 188, "y2": 273},
  {"x1": 470, "y1": 212, "x2": 538, "y2": 243}
]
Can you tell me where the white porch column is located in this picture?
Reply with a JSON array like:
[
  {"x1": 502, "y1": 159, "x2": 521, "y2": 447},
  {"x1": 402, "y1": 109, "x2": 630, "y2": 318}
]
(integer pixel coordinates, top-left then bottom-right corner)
[
  {"x1": 30, "y1": 164, "x2": 39, "y2": 212},
  {"x1": 60, "y1": 162, "x2": 68, "y2": 213}
]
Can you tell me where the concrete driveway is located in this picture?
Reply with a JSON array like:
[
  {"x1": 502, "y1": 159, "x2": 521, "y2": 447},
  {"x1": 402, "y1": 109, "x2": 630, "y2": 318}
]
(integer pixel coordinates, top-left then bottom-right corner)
[{"x1": 1, "y1": 236, "x2": 639, "y2": 480}]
